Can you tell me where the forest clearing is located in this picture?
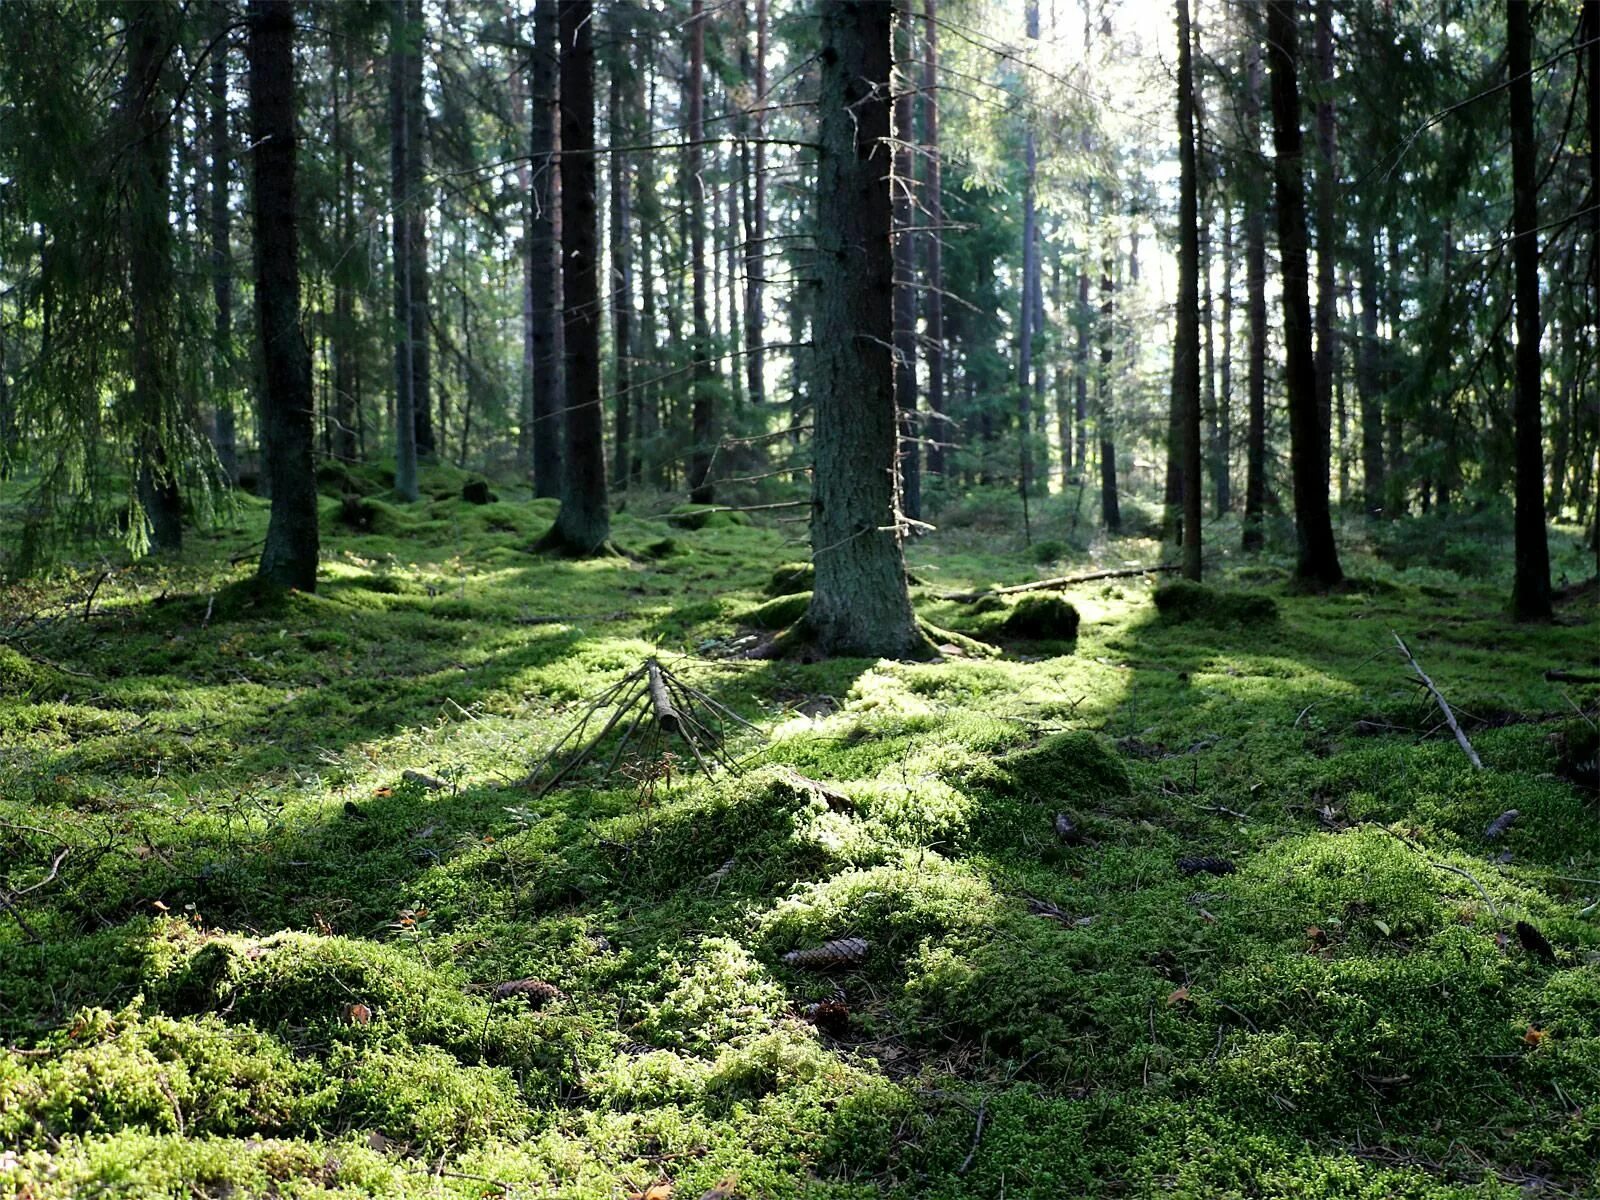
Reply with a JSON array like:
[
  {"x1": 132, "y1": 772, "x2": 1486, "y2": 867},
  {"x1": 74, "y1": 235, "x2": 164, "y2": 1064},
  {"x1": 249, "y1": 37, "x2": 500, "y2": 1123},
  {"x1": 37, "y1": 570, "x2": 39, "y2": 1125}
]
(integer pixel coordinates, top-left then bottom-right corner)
[{"x1": 1, "y1": 0, "x2": 1598, "y2": 1196}]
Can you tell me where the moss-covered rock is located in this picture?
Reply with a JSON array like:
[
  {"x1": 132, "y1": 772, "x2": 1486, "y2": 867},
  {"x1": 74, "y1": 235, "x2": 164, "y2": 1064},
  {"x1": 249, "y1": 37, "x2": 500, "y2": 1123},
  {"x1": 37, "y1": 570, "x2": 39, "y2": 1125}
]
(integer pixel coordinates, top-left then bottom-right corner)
[
  {"x1": 1153, "y1": 579, "x2": 1279, "y2": 625},
  {"x1": 999, "y1": 594, "x2": 1080, "y2": 640}
]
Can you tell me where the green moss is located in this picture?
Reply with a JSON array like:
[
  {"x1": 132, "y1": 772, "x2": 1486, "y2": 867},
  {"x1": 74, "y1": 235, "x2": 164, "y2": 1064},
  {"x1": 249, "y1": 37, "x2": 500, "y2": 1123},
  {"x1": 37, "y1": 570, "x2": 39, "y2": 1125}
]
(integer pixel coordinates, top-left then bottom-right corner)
[
  {"x1": 667, "y1": 503, "x2": 752, "y2": 530},
  {"x1": 0, "y1": 645, "x2": 69, "y2": 698},
  {"x1": 747, "y1": 590, "x2": 811, "y2": 630},
  {"x1": 764, "y1": 561, "x2": 815, "y2": 597},
  {"x1": 999, "y1": 594, "x2": 1080, "y2": 640},
  {"x1": 995, "y1": 730, "x2": 1132, "y2": 800},
  {"x1": 1153, "y1": 578, "x2": 1280, "y2": 625}
]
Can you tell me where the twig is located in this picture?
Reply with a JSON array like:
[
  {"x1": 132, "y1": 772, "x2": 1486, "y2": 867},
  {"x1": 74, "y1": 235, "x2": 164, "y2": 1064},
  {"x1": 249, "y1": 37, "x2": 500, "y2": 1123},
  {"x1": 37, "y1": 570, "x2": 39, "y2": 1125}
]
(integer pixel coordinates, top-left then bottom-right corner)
[
  {"x1": 1392, "y1": 632, "x2": 1484, "y2": 769},
  {"x1": 941, "y1": 563, "x2": 1182, "y2": 602},
  {"x1": 957, "y1": 1097, "x2": 989, "y2": 1176},
  {"x1": 1429, "y1": 861, "x2": 1501, "y2": 919}
]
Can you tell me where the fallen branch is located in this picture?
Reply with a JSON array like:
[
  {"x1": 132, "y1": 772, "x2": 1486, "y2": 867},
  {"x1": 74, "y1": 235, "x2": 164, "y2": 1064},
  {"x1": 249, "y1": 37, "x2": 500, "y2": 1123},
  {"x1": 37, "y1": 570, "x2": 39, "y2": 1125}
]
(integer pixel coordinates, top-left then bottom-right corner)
[
  {"x1": 1392, "y1": 632, "x2": 1483, "y2": 770},
  {"x1": 940, "y1": 563, "x2": 1182, "y2": 602}
]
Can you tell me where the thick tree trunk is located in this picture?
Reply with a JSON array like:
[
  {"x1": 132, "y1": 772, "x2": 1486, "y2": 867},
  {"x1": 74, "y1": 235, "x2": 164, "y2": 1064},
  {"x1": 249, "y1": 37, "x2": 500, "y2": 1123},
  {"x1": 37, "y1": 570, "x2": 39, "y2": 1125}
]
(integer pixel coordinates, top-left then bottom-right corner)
[
  {"x1": 389, "y1": 0, "x2": 421, "y2": 501},
  {"x1": 209, "y1": 2, "x2": 238, "y2": 485},
  {"x1": 529, "y1": 0, "x2": 563, "y2": 497},
  {"x1": 540, "y1": 0, "x2": 610, "y2": 555},
  {"x1": 1266, "y1": 0, "x2": 1341, "y2": 586},
  {"x1": 127, "y1": 4, "x2": 183, "y2": 552},
  {"x1": 249, "y1": 0, "x2": 318, "y2": 592},
  {"x1": 920, "y1": 0, "x2": 946, "y2": 478},
  {"x1": 805, "y1": 0, "x2": 930, "y2": 660},
  {"x1": 1241, "y1": 34, "x2": 1267, "y2": 552},
  {"x1": 1507, "y1": 0, "x2": 1551, "y2": 618},
  {"x1": 607, "y1": 25, "x2": 633, "y2": 489},
  {"x1": 894, "y1": 3, "x2": 920, "y2": 519},
  {"x1": 1177, "y1": 0, "x2": 1202, "y2": 580},
  {"x1": 687, "y1": 0, "x2": 716, "y2": 504}
]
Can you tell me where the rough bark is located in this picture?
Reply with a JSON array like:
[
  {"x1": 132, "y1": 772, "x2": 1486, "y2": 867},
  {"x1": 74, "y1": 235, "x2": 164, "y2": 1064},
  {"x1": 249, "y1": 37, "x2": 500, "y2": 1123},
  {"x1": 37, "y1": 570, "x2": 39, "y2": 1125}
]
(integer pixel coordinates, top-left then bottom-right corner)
[
  {"x1": 1098, "y1": 247, "x2": 1120, "y2": 534},
  {"x1": 1312, "y1": 0, "x2": 1338, "y2": 479},
  {"x1": 1356, "y1": 232, "x2": 1384, "y2": 513},
  {"x1": 249, "y1": 0, "x2": 318, "y2": 591},
  {"x1": 607, "y1": 17, "x2": 634, "y2": 489},
  {"x1": 920, "y1": 0, "x2": 946, "y2": 478},
  {"x1": 1507, "y1": 0, "x2": 1551, "y2": 618},
  {"x1": 1241, "y1": 33, "x2": 1267, "y2": 552},
  {"x1": 1266, "y1": 0, "x2": 1342, "y2": 586},
  {"x1": 539, "y1": 0, "x2": 610, "y2": 555},
  {"x1": 331, "y1": 34, "x2": 357, "y2": 464},
  {"x1": 389, "y1": 0, "x2": 422, "y2": 500},
  {"x1": 209, "y1": 1, "x2": 238, "y2": 484},
  {"x1": 127, "y1": 4, "x2": 183, "y2": 552},
  {"x1": 1177, "y1": 0, "x2": 1202, "y2": 580},
  {"x1": 894, "y1": 3, "x2": 920, "y2": 518},
  {"x1": 1217, "y1": 196, "x2": 1233, "y2": 515},
  {"x1": 687, "y1": 0, "x2": 716, "y2": 504},
  {"x1": 743, "y1": 0, "x2": 769, "y2": 407},
  {"x1": 804, "y1": 0, "x2": 930, "y2": 660},
  {"x1": 529, "y1": 0, "x2": 563, "y2": 497}
]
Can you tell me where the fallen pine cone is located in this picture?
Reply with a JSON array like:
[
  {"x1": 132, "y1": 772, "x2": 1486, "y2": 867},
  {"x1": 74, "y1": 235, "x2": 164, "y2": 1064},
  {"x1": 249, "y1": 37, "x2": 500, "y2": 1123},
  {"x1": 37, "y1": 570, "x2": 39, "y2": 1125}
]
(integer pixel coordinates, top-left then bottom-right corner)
[
  {"x1": 782, "y1": 936, "x2": 868, "y2": 970},
  {"x1": 1483, "y1": 809, "x2": 1519, "y2": 840},
  {"x1": 488, "y1": 978, "x2": 566, "y2": 1006},
  {"x1": 1054, "y1": 812, "x2": 1083, "y2": 844},
  {"x1": 1177, "y1": 856, "x2": 1237, "y2": 877},
  {"x1": 1515, "y1": 920, "x2": 1556, "y2": 965},
  {"x1": 803, "y1": 984, "x2": 851, "y2": 1034}
]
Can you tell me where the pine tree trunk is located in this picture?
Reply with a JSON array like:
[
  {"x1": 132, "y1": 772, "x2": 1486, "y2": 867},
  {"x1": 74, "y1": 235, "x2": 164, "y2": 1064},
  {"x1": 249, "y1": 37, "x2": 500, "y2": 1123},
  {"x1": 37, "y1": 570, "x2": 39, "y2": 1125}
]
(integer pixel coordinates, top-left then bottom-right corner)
[
  {"x1": 1266, "y1": 0, "x2": 1342, "y2": 586},
  {"x1": 529, "y1": 0, "x2": 563, "y2": 497},
  {"x1": 127, "y1": 4, "x2": 183, "y2": 551},
  {"x1": 1217, "y1": 196, "x2": 1233, "y2": 515},
  {"x1": 894, "y1": 3, "x2": 920, "y2": 519},
  {"x1": 1053, "y1": 256, "x2": 1072, "y2": 481},
  {"x1": 390, "y1": 0, "x2": 421, "y2": 501},
  {"x1": 249, "y1": 0, "x2": 318, "y2": 592},
  {"x1": 607, "y1": 26, "x2": 633, "y2": 489},
  {"x1": 805, "y1": 0, "x2": 930, "y2": 660},
  {"x1": 1313, "y1": 0, "x2": 1338, "y2": 486},
  {"x1": 742, "y1": 0, "x2": 769, "y2": 408},
  {"x1": 541, "y1": 0, "x2": 610, "y2": 555},
  {"x1": 1507, "y1": 0, "x2": 1551, "y2": 618},
  {"x1": 687, "y1": 0, "x2": 716, "y2": 504},
  {"x1": 1356, "y1": 232, "x2": 1384, "y2": 513},
  {"x1": 209, "y1": 2, "x2": 238, "y2": 485},
  {"x1": 331, "y1": 35, "x2": 357, "y2": 464},
  {"x1": 920, "y1": 0, "x2": 946, "y2": 478},
  {"x1": 1098, "y1": 247, "x2": 1120, "y2": 534},
  {"x1": 1241, "y1": 33, "x2": 1267, "y2": 552},
  {"x1": 1177, "y1": 0, "x2": 1202, "y2": 581}
]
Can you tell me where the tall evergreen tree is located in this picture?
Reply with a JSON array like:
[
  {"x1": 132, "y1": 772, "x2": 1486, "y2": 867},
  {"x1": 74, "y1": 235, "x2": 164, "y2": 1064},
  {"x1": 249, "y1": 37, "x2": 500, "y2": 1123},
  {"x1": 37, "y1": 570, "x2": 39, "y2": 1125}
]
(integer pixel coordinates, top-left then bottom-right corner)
[
  {"x1": 1177, "y1": 0, "x2": 1202, "y2": 580},
  {"x1": 528, "y1": 0, "x2": 563, "y2": 498}
]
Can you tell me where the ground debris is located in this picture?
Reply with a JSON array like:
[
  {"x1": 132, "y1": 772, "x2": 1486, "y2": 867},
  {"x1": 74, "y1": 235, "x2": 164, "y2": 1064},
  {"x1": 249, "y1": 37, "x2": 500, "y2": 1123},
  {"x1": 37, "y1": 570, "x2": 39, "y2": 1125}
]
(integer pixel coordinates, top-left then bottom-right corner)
[
  {"x1": 1177, "y1": 855, "x2": 1237, "y2": 877},
  {"x1": 782, "y1": 936, "x2": 868, "y2": 969}
]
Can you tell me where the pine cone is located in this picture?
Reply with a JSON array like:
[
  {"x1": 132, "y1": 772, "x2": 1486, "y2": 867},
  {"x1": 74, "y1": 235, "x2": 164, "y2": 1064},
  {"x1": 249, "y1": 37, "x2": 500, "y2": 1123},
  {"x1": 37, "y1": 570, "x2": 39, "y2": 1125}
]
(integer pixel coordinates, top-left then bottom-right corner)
[
  {"x1": 1483, "y1": 809, "x2": 1520, "y2": 840},
  {"x1": 782, "y1": 936, "x2": 868, "y2": 969},
  {"x1": 488, "y1": 978, "x2": 566, "y2": 1006},
  {"x1": 1177, "y1": 856, "x2": 1237, "y2": 877},
  {"x1": 1054, "y1": 812, "x2": 1083, "y2": 844},
  {"x1": 1515, "y1": 920, "x2": 1556, "y2": 965}
]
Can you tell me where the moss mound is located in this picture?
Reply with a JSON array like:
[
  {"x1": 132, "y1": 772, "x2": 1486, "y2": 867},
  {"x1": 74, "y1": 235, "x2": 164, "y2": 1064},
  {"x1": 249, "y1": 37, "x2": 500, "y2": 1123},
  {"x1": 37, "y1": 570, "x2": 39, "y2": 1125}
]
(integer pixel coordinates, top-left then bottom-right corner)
[
  {"x1": 1153, "y1": 579, "x2": 1279, "y2": 625},
  {"x1": 666, "y1": 503, "x2": 751, "y2": 530},
  {"x1": 996, "y1": 730, "x2": 1131, "y2": 800},
  {"x1": 747, "y1": 591, "x2": 810, "y2": 630},
  {"x1": 0, "y1": 646, "x2": 68, "y2": 698},
  {"x1": 764, "y1": 561, "x2": 815, "y2": 597},
  {"x1": 999, "y1": 594, "x2": 1080, "y2": 640}
]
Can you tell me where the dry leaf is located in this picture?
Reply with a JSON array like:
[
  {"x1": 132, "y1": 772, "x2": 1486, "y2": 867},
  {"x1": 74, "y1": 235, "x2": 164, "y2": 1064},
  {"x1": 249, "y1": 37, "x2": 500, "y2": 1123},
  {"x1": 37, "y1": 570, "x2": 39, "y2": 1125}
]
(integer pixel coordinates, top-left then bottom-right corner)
[
  {"x1": 698, "y1": 1179, "x2": 739, "y2": 1200},
  {"x1": 1305, "y1": 925, "x2": 1327, "y2": 947},
  {"x1": 626, "y1": 1183, "x2": 671, "y2": 1200},
  {"x1": 1523, "y1": 1025, "x2": 1548, "y2": 1046},
  {"x1": 1166, "y1": 985, "x2": 1191, "y2": 1006},
  {"x1": 151, "y1": 899, "x2": 169, "y2": 912},
  {"x1": 344, "y1": 1003, "x2": 372, "y2": 1025}
]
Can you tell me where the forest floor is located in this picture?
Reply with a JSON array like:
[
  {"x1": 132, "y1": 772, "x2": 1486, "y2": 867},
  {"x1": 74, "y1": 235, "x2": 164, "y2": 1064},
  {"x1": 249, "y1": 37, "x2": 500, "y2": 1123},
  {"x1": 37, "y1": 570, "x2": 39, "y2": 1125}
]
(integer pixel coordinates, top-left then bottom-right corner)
[{"x1": 1, "y1": 465, "x2": 1597, "y2": 1199}]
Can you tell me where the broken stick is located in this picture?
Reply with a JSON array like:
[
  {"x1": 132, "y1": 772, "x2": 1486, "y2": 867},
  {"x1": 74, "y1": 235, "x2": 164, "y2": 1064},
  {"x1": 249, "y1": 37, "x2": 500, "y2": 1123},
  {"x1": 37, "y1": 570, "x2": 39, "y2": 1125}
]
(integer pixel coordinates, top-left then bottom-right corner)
[
  {"x1": 940, "y1": 563, "x2": 1182, "y2": 603},
  {"x1": 1393, "y1": 632, "x2": 1483, "y2": 770}
]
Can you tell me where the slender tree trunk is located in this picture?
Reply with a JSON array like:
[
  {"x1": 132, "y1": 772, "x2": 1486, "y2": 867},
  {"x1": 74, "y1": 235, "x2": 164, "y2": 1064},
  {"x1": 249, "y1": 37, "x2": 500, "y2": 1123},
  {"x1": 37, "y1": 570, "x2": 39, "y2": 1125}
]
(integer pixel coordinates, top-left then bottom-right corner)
[
  {"x1": 1017, "y1": 0, "x2": 1040, "y2": 511},
  {"x1": 513, "y1": 39, "x2": 535, "y2": 475},
  {"x1": 1266, "y1": 0, "x2": 1342, "y2": 586},
  {"x1": 1382, "y1": 228, "x2": 1406, "y2": 515},
  {"x1": 127, "y1": 4, "x2": 183, "y2": 551},
  {"x1": 1053, "y1": 256, "x2": 1071, "y2": 481},
  {"x1": 1074, "y1": 264, "x2": 1089, "y2": 474},
  {"x1": 805, "y1": 0, "x2": 930, "y2": 659},
  {"x1": 1217, "y1": 196, "x2": 1233, "y2": 515},
  {"x1": 1241, "y1": 34, "x2": 1267, "y2": 552},
  {"x1": 920, "y1": 0, "x2": 946, "y2": 478},
  {"x1": 390, "y1": 1, "x2": 421, "y2": 501},
  {"x1": 1177, "y1": 0, "x2": 1202, "y2": 580},
  {"x1": 249, "y1": 0, "x2": 318, "y2": 591},
  {"x1": 331, "y1": 35, "x2": 357, "y2": 464},
  {"x1": 209, "y1": 1, "x2": 238, "y2": 485},
  {"x1": 1356, "y1": 232, "x2": 1384, "y2": 513},
  {"x1": 608, "y1": 22, "x2": 633, "y2": 489},
  {"x1": 529, "y1": 0, "x2": 563, "y2": 497},
  {"x1": 1508, "y1": 0, "x2": 1551, "y2": 618},
  {"x1": 1585, "y1": 0, "x2": 1598, "y2": 553},
  {"x1": 540, "y1": 0, "x2": 610, "y2": 554},
  {"x1": 742, "y1": 0, "x2": 769, "y2": 407},
  {"x1": 687, "y1": 0, "x2": 716, "y2": 504},
  {"x1": 726, "y1": 130, "x2": 743, "y2": 407},
  {"x1": 894, "y1": 2, "x2": 920, "y2": 519},
  {"x1": 1313, "y1": 0, "x2": 1339, "y2": 487},
  {"x1": 1098, "y1": 246, "x2": 1120, "y2": 534},
  {"x1": 635, "y1": 48, "x2": 659, "y2": 487}
]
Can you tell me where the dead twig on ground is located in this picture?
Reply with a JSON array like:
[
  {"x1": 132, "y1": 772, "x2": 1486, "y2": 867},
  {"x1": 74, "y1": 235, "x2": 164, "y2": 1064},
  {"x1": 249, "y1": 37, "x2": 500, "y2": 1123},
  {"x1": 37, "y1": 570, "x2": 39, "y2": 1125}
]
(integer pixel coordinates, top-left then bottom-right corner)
[
  {"x1": 1392, "y1": 632, "x2": 1484, "y2": 769},
  {"x1": 940, "y1": 563, "x2": 1183, "y2": 602}
]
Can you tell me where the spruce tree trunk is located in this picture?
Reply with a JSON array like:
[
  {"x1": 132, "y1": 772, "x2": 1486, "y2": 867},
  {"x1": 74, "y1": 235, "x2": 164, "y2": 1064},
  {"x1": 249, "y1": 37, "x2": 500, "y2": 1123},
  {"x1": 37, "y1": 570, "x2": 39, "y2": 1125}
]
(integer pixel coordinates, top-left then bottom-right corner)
[
  {"x1": 1241, "y1": 33, "x2": 1267, "y2": 552},
  {"x1": 249, "y1": 0, "x2": 318, "y2": 592},
  {"x1": 805, "y1": 0, "x2": 930, "y2": 660},
  {"x1": 1313, "y1": 0, "x2": 1339, "y2": 485},
  {"x1": 331, "y1": 37, "x2": 357, "y2": 464},
  {"x1": 1053, "y1": 257, "x2": 1072, "y2": 480},
  {"x1": 1356, "y1": 233, "x2": 1384, "y2": 513},
  {"x1": 1507, "y1": 0, "x2": 1551, "y2": 618},
  {"x1": 1074, "y1": 265, "x2": 1089, "y2": 474},
  {"x1": 209, "y1": 1, "x2": 238, "y2": 485},
  {"x1": 1017, "y1": 1, "x2": 1040, "y2": 510},
  {"x1": 1098, "y1": 248, "x2": 1120, "y2": 533},
  {"x1": 1177, "y1": 0, "x2": 1202, "y2": 581},
  {"x1": 742, "y1": 0, "x2": 769, "y2": 408},
  {"x1": 894, "y1": 3, "x2": 920, "y2": 519},
  {"x1": 389, "y1": 0, "x2": 421, "y2": 501},
  {"x1": 512, "y1": 42, "x2": 535, "y2": 475},
  {"x1": 920, "y1": 0, "x2": 946, "y2": 478},
  {"x1": 529, "y1": 0, "x2": 563, "y2": 498},
  {"x1": 127, "y1": 4, "x2": 183, "y2": 552},
  {"x1": 1266, "y1": 0, "x2": 1342, "y2": 586},
  {"x1": 540, "y1": 0, "x2": 610, "y2": 555},
  {"x1": 1217, "y1": 197, "x2": 1233, "y2": 515},
  {"x1": 636, "y1": 50, "x2": 659, "y2": 487},
  {"x1": 687, "y1": 0, "x2": 716, "y2": 504},
  {"x1": 607, "y1": 24, "x2": 633, "y2": 489}
]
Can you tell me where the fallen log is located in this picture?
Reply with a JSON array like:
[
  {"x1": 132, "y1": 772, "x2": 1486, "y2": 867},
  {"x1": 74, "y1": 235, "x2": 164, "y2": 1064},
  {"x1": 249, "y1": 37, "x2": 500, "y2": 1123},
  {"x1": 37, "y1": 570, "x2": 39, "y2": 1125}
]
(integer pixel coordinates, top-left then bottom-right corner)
[{"x1": 940, "y1": 563, "x2": 1183, "y2": 603}]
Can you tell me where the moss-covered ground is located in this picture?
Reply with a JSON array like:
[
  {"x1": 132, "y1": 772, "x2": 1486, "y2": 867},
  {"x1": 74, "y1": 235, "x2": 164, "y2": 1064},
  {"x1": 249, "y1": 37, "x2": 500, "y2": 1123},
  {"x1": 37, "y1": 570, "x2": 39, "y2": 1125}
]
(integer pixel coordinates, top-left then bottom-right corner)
[{"x1": 1, "y1": 472, "x2": 1597, "y2": 1198}]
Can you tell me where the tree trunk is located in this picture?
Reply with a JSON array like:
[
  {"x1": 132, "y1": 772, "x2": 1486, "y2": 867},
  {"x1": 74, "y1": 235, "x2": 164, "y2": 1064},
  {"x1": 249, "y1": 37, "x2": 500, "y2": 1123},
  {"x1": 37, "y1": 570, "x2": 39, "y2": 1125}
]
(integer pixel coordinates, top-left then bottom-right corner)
[
  {"x1": 127, "y1": 4, "x2": 183, "y2": 552},
  {"x1": 249, "y1": 0, "x2": 318, "y2": 592},
  {"x1": 389, "y1": 0, "x2": 421, "y2": 501},
  {"x1": 1312, "y1": 0, "x2": 1338, "y2": 485},
  {"x1": 1098, "y1": 246, "x2": 1120, "y2": 534},
  {"x1": 331, "y1": 33, "x2": 357, "y2": 464},
  {"x1": 513, "y1": 37, "x2": 535, "y2": 475},
  {"x1": 1507, "y1": 0, "x2": 1551, "y2": 618},
  {"x1": 1266, "y1": 0, "x2": 1342, "y2": 587},
  {"x1": 209, "y1": 1, "x2": 238, "y2": 485},
  {"x1": 920, "y1": 0, "x2": 946, "y2": 479},
  {"x1": 540, "y1": 0, "x2": 610, "y2": 554},
  {"x1": 1176, "y1": 0, "x2": 1202, "y2": 580},
  {"x1": 608, "y1": 19, "x2": 633, "y2": 489},
  {"x1": 1017, "y1": 1, "x2": 1040, "y2": 510},
  {"x1": 805, "y1": 0, "x2": 930, "y2": 660},
  {"x1": 1217, "y1": 196, "x2": 1233, "y2": 515},
  {"x1": 687, "y1": 0, "x2": 716, "y2": 504},
  {"x1": 636, "y1": 47, "x2": 659, "y2": 487},
  {"x1": 1241, "y1": 33, "x2": 1267, "y2": 552},
  {"x1": 742, "y1": 0, "x2": 768, "y2": 407},
  {"x1": 1075, "y1": 264, "x2": 1089, "y2": 475},
  {"x1": 894, "y1": 3, "x2": 920, "y2": 519},
  {"x1": 529, "y1": 0, "x2": 563, "y2": 497},
  {"x1": 1053, "y1": 256, "x2": 1071, "y2": 480},
  {"x1": 1356, "y1": 232, "x2": 1384, "y2": 513}
]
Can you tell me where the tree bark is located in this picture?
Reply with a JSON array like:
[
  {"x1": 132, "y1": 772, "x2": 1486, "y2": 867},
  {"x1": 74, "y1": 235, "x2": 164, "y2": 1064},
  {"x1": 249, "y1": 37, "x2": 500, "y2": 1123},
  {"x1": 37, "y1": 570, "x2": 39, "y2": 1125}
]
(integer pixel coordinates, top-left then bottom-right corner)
[
  {"x1": 742, "y1": 0, "x2": 769, "y2": 408},
  {"x1": 608, "y1": 12, "x2": 634, "y2": 489},
  {"x1": 1266, "y1": 0, "x2": 1342, "y2": 586},
  {"x1": 331, "y1": 31, "x2": 357, "y2": 464},
  {"x1": 249, "y1": 0, "x2": 318, "y2": 591},
  {"x1": 209, "y1": 1, "x2": 238, "y2": 484},
  {"x1": 920, "y1": 0, "x2": 946, "y2": 479},
  {"x1": 1017, "y1": 0, "x2": 1040, "y2": 510},
  {"x1": 1241, "y1": 32, "x2": 1267, "y2": 552},
  {"x1": 389, "y1": 0, "x2": 422, "y2": 501},
  {"x1": 1508, "y1": 0, "x2": 1551, "y2": 618},
  {"x1": 1313, "y1": 0, "x2": 1339, "y2": 484},
  {"x1": 1356, "y1": 231, "x2": 1384, "y2": 513},
  {"x1": 1217, "y1": 195, "x2": 1233, "y2": 515},
  {"x1": 805, "y1": 0, "x2": 930, "y2": 659},
  {"x1": 1177, "y1": 0, "x2": 1202, "y2": 580},
  {"x1": 1098, "y1": 246, "x2": 1120, "y2": 534},
  {"x1": 894, "y1": 3, "x2": 920, "y2": 519},
  {"x1": 529, "y1": 0, "x2": 563, "y2": 497},
  {"x1": 687, "y1": 0, "x2": 716, "y2": 504},
  {"x1": 538, "y1": 0, "x2": 610, "y2": 555},
  {"x1": 127, "y1": 4, "x2": 183, "y2": 552}
]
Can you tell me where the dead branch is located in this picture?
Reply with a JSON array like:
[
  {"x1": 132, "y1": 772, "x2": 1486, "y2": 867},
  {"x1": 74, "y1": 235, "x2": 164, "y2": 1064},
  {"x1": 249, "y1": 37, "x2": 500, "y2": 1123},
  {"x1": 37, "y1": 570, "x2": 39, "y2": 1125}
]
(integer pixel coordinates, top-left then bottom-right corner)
[
  {"x1": 940, "y1": 563, "x2": 1183, "y2": 602},
  {"x1": 1392, "y1": 632, "x2": 1484, "y2": 769}
]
